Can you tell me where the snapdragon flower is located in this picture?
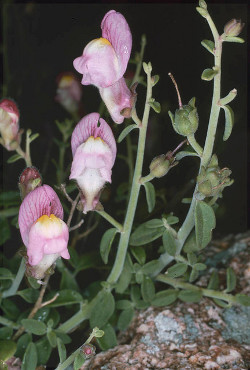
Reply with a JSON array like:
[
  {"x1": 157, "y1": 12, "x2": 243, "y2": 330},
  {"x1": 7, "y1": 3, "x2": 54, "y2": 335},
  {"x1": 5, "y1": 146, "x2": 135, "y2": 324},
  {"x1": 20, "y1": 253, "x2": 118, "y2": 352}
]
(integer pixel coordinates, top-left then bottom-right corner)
[
  {"x1": 19, "y1": 185, "x2": 69, "y2": 280},
  {"x1": 0, "y1": 99, "x2": 21, "y2": 150},
  {"x1": 69, "y1": 112, "x2": 116, "y2": 213},
  {"x1": 73, "y1": 10, "x2": 133, "y2": 123}
]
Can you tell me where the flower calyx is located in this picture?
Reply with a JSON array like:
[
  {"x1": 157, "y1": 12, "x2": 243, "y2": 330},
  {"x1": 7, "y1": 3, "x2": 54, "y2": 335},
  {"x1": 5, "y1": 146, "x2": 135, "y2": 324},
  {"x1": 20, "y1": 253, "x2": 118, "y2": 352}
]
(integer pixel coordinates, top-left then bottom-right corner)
[{"x1": 18, "y1": 166, "x2": 42, "y2": 200}]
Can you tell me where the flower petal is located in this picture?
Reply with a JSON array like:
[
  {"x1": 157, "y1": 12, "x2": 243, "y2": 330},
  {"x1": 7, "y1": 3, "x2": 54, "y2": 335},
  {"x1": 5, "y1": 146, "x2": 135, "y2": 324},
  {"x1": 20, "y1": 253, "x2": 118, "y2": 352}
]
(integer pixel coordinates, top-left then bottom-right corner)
[
  {"x1": 71, "y1": 113, "x2": 116, "y2": 164},
  {"x1": 73, "y1": 38, "x2": 120, "y2": 88},
  {"x1": 99, "y1": 77, "x2": 133, "y2": 124},
  {"x1": 19, "y1": 185, "x2": 63, "y2": 247},
  {"x1": 101, "y1": 10, "x2": 132, "y2": 79}
]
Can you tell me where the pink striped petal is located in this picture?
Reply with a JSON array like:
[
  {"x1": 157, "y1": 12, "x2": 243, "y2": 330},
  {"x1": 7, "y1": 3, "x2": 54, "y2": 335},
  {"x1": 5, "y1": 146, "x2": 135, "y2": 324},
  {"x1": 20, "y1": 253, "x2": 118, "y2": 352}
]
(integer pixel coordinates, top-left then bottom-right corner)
[
  {"x1": 73, "y1": 38, "x2": 120, "y2": 88},
  {"x1": 101, "y1": 10, "x2": 132, "y2": 79},
  {"x1": 18, "y1": 185, "x2": 63, "y2": 247},
  {"x1": 71, "y1": 113, "x2": 116, "y2": 163},
  {"x1": 99, "y1": 77, "x2": 133, "y2": 124}
]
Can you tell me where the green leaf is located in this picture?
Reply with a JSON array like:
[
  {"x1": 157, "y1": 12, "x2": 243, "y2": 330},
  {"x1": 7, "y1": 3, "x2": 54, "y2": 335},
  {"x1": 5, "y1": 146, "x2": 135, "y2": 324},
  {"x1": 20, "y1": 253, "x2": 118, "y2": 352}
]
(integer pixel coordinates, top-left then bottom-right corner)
[
  {"x1": 141, "y1": 276, "x2": 155, "y2": 302},
  {"x1": 135, "y1": 269, "x2": 144, "y2": 284},
  {"x1": 117, "y1": 124, "x2": 138, "y2": 143},
  {"x1": 223, "y1": 36, "x2": 244, "y2": 43},
  {"x1": 178, "y1": 289, "x2": 202, "y2": 303},
  {"x1": 29, "y1": 133, "x2": 39, "y2": 143},
  {"x1": 141, "y1": 260, "x2": 162, "y2": 276},
  {"x1": 167, "y1": 263, "x2": 188, "y2": 278},
  {"x1": 46, "y1": 290, "x2": 83, "y2": 307},
  {"x1": 226, "y1": 267, "x2": 236, "y2": 293},
  {"x1": 57, "y1": 337, "x2": 66, "y2": 363},
  {"x1": 235, "y1": 294, "x2": 250, "y2": 306},
  {"x1": 54, "y1": 330, "x2": 71, "y2": 344},
  {"x1": 201, "y1": 68, "x2": 218, "y2": 81},
  {"x1": 90, "y1": 290, "x2": 115, "y2": 328},
  {"x1": 189, "y1": 268, "x2": 199, "y2": 283},
  {"x1": 148, "y1": 100, "x2": 161, "y2": 113},
  {"x1": 27, "y1": 277, "x2": 40, "y2": 289},
  {"x1": 0, "y1": 327, "x2": 13, "y2": 340},
  {"x1": 21, "y1": 319, "x2": 47, "y2": 336},
  {"x1": 162, "y1": 230, "x2": 177, "y2": 256},
  {"x1": 0, "y1": 218, "x2": 11, "y2": 245},
  {"x1": 47, "y1": 330, "x2": 57, "y2": 348},
  {"x1": 175, "y1": 150, "x2": 199, "y2": 160},
  {"x1": 0, "y1": 340, "x2": 16, "y2": 361},
  {"x1": 201, "y1": 39, "x2": 214, "y2": 54},
  {"x1": 151, "y1": 289, "x2": 178, "y2": 307},
  {"x1": 187, "y1": 252, "x2": 197, "y2": 266},
  {"x1": 143, "y1": 182, "x2": 156, "y2": 213},
  {"x1": 116, "y1": 300, "x2": 133, "y2": 310},
  {"x1": 60, "y1": 268, "x2": 79, "y2": 291},
  {"x1": 17, "y1": 289, "x2": 40, "y2": 303},
  {"x1": 130, "y1": 246, "x2": 146, "y2": 265},
  {"x1": 165, "y1": 215, "x2": 179, "y2": 225},
  {"x1": 195, "y1": 201, "x2": 216, "y2": 250},
  {"x1": 97, "y1": 323, "x2": 117, "y2": 351},
  {"x1": 1, "y1": 298, "x2": 20, "y2": 320},
  {"x1": 117, "y1": 308, "x2": 134, "y2": 331},
  {"x1": 0, "y1": 268, "x2": 14, "y2": 280},
  {"x1": 15, "y1": 333, "x2": 32, "y2": 358},
  {"x1": 222, "y1": 105, "x2": 234, "y2": 141},
  {"x1": 7, "y1": 154, "x2": 22, "y2": 164},
  {"x1": 74, "y1": 352, "x2": 86, "y2": 370},
  {"x1": 130, "y1": 285, "x2": 141, "y2": 303},
  {"x1": 151, "y1": 74, "x2": 160, "y2": 86},
  {"x1": 145, "y1": 219, "x2": 164, "y2": 228},
  {"x1": 22, "y1": 342, "x2": 37, "y2": 370},
  {"x1": 35, "y1": 337, "x2": 52, "y2": 365},
  {"x1": 74, "y1": 252, "x2": 100, "y2": 274},
  {"x1": 207, "y1": 270, "x2": 219, "y2": 290},
  {"x1": 193, "y1": 263, "x2": 207, "y2": 271},
  {"x1": 213, "y1": 298, "x2": 231, "y2": 308},
  {"x1": 130, "y1": 221, "x2": 165, "y2": 246},
  {"x1": 100, "y1": 228, "x2": 117, "y2": 264},
  {"x1": 115, "y1": 255, "x2": 133, "y2": 294},
  {"x1": 134, "y1": 300, "x2": 150, "y2": 309},
  {"x1": 0, "y1": 191, "x2": 20, "y2": 207},
  {"x1": 183, "y1": 231, "x2": 199, "y2": 253}
]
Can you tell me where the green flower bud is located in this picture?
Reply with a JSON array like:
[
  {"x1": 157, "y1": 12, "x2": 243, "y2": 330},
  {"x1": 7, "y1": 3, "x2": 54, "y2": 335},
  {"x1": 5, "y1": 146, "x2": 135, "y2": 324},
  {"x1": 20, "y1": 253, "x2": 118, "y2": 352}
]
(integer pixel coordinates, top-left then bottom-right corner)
[
  {"x1": 224, "y1": 19, "x2": 244, "y2": 37},
  {"x1": 149, "y1": 154, "x2": 171, "y2": 178},
  {"x1": 172, "y1": 99, "x2": 199, "y2": 136}
]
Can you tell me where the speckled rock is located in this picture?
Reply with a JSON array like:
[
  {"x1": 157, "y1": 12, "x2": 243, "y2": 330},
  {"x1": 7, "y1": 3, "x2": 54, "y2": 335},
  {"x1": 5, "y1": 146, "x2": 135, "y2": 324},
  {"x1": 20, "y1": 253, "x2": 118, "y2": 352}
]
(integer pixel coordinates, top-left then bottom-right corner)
[{"x1": 82, "y1": 232, "x2": 250, "y2": 369}]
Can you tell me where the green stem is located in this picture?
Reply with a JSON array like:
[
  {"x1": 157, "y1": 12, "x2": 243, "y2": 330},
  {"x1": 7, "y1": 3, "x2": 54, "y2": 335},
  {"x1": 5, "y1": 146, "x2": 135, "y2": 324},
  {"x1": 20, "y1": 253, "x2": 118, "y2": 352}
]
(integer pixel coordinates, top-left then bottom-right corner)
[
  {"x1": 96, "y1": 210, "x2": 123, "y2": 232},
  {"x1": 187, "y1": 134, "x2": 203, "y2": 156},
  {"x1": 16, "y1": 144, "x2": 32, "y2": 167},
  {"x1": 107, "y1": 66, "x2": 153, "y2": 285},
  {"x1": 126, "y1": 133, "x2": 134, "y2": 185},
  {"x1": 2, "y1": 258, "x2": 26, "y2": 298},
  {"x1": 132, "y1": 34, "x2": 147, "y2": 86},
  {"x1": 140, "y1": 173, "x2": 154, "y2": 184},
  {"x1": 56, "y1": 346, "x2": 81, "y2": 370},
  {"x1": 156, "y1": 274, "x2": 237, "y2": 304}
]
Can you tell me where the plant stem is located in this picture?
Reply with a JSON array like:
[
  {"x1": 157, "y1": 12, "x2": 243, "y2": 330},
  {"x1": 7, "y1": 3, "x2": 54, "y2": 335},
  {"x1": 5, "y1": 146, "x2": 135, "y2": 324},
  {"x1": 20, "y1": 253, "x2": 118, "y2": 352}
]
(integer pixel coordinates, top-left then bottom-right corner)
[
  {"x1": 140, "y1": 173, "x2": 154, "y2": 184},
  {"x1": 132, "y1": 34, "x2": 147, "y2": 86},
  {"x1": 156, "y1": 274, "x2": 237, "y2": 304},
  {"x1": 107, "y1": 66, "x2": 153, "y2": 285},
  {"x1": 16, "y1": 144, "x2": 32, "y2": 167},
  {"x1": 187, "y1": 134, "x2": 203, "y2": 156},
  {"x1": 96, "y1": 210, "x2": 123, "y2": 232},
  {"x1": 2, "y1": 258, "x2": 26, "y2": 298}
]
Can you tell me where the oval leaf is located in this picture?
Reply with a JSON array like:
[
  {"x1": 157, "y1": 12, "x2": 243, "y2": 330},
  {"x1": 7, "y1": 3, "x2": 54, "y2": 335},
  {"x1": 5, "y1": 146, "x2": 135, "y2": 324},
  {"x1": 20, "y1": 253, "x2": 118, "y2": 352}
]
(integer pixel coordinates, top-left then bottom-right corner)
[
  {"x1": 195, "y1": 201, "x2": 216, "y2": 250},
  {"x1": 90, "y1": 290, "x2": 115, "y2": 328},
  {"x1": 162, "y1": 230, "x2": 177, "y2": 256},
  {"x1": 46, "y1": 289, "x2": 83, "y2": 307},
  {"x1": 17, "y1": 288, "x2": 40, "y2": 303},
  {"x1": 117, "y1": 308, "x2": 134, "y2": 331},
  {"x1": 7, "y1": 154, "x2": 22, "y2": 164},
  {"x1": 130, "y1": 246, "x2": 146, "y2": 265},
  {"x1": 0, "y1": 340, "x2": 16, "y2": 361},
  {"x1": 74, "y1": 352, "x2": 86, "y2": 370},
  {"x1": 201, "y1": 68, "x2": 218, "y2": 81},
  {"x1": 100, "y1": 228, "x2": 117, "y2": 264},
  {"x1": 222, "y1": 105, "x2": 234, "y2": 141},
  {"x1": 21, "y1": 319, "x2": 47, "y2": 336},
  {"x1": 201, "y1": 39, "x2": 214, "y2": 54},
  {"x1": 175, "y1": 150, "x2": 199, "y2": 160},
  {"x1": 167, "y1": 263, "x2": 187, "y2": 278},
  {"x1": 22, "y1": 342, "x2": 37, "y2": 370},
  {"x1": 207, "y1": 270, "x2": 219, "y2": 290},
  {"x1": 35, "y1": 337, "x2": 52, "y2": 365},
  {"x1": 130, "y1": 221, "x2": 164, "y2": 246},
  {"x1": 178, "y1": 289, "x2": 202, "y2": 303},
  {"x1": 141, "y1": 259, "x2": 163, "y2": 276},
  {"x1": 117, "y1": 124, "x2": 138, "y2": 143},
  {"x1": 235, "y1": 294, "x2": 250, "y2": 306},
  {"x1": 151, "y1": 289, "x2": 178, "y2": 307},
  {"x1": 148, "y1": 100, "x2": 161, "y2": 113},
  {"x1": 97, "y1": 323, "x2": 117, "y2": 350},
  {"x1": 143, "y1": 182, "x2": 156, "y2": 213},
  {"x1": 141, "y1": 276, "x2": 155, "y2": 302},
  {"x1": 224, "y1": 36, "x2": 244, "y2": 43}
]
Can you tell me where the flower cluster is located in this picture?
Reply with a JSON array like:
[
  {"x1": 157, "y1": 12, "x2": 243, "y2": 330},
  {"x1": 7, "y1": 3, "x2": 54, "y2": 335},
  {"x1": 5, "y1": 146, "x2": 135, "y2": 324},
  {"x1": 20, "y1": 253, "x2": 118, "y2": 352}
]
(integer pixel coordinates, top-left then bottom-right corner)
[{"x1": 73, "y1": 10, "x2": 133, "y2": 124}]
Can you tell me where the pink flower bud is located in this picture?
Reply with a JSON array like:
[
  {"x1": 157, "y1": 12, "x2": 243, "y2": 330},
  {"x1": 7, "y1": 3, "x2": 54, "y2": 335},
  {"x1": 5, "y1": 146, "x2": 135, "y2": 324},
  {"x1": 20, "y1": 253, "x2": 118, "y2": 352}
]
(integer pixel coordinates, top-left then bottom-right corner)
[
  {"x1": 0, "y1": 98, "x2": 21, "y2": 150},
  {"x1": 81, "y1": 344, "x2": 96, "y2": 359},
  {"x1": 55, "y1": 72, "x2": 83, "y2": 115},
  {"x1": 69, "y1": 113, "x2": 116, "y2": 213},
  {"x1": 224, "y1": 19, "x2": 244, "y2": 37},
  {"x1": 18, "y1": 166, "x2": 42, "y2": 200},
  {"x1": 18, "y1": 185, "x2": 70, "y2": 280}
]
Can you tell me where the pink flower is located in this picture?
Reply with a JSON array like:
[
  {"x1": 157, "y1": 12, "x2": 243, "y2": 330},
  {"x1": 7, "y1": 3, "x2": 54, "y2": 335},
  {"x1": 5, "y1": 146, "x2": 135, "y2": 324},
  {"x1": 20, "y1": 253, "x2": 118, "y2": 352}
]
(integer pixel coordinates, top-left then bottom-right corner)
[
  {"x1": 69, "y1": 113, "x2": 116, "y2": 213},
  {"x1": 18, "y1": 185, "x2": 70, "y2": 280},
  {"x1": 0, "y1": 98, "x2": 21, "y2": 150},
  {"x1": 73, "y1": 10, "x2": 133, "y2": 124},
  {"x1": 55, "y1": 72, "x2": 83, "y2": 116}
]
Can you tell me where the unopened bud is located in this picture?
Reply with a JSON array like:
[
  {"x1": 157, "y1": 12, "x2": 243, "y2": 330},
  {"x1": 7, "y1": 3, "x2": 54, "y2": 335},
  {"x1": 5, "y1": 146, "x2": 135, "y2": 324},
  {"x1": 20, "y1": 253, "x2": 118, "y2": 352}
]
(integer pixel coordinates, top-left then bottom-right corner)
[
  {"x1": 81, "y1": 344, "x2": 96, "y2": 359},
  {"x1": 224, "y1": 19, "x2": 244, "y2": 37},
  {"x1": 0, "y1": 98, "x2": 21, "y2": 151},
  {"x1": 149, "y1": 154, "x2": 171, "y2": 178},
  {"x1": 18, "y1": 166, "x2": 42, "y2": 200},
  {"x1": 172, "y1": 101, "x2": 199, "y2": 136}
]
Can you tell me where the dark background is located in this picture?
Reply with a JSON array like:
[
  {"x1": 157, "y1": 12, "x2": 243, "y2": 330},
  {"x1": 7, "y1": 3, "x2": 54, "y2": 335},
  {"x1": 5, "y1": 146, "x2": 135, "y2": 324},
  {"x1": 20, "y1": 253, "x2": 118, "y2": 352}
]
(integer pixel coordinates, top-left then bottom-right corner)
[{"x1": 2, "y1": 1, "x2": 248, "y2": 234}]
